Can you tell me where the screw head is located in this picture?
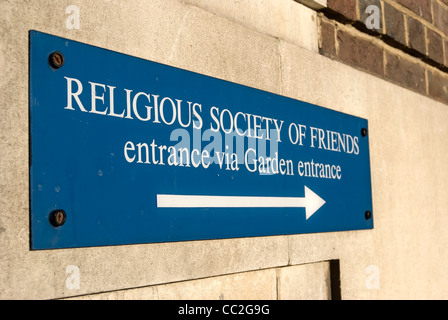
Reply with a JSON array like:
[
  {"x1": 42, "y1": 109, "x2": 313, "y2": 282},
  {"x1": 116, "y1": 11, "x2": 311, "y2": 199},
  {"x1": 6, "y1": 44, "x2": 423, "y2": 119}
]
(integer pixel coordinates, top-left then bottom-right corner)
[
  {"x1": 49, "y1": 51, "x2": 64, "y2": 69},
  {"x1": 365, "y1": 210, "x2": 372, "y2": 220},
  {"x1": 361, "y1": 128, "x2": 368, "y2": 137},
  {"x1": 49, "y1": 209, "x2": 66, "y2": 227}
]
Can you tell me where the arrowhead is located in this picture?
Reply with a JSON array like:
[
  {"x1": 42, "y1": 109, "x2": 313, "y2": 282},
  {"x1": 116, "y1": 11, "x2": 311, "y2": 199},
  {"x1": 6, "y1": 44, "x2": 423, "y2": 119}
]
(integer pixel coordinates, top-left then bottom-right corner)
[{"x1": 304, "y1": 186, "x2": 326, "y2": 220}]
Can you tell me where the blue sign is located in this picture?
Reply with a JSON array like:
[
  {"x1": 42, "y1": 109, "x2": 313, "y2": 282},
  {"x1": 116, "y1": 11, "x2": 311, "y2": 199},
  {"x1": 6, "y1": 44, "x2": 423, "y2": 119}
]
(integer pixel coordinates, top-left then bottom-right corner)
[{"x1": 30, "y1": 31, "x2": 373, "y2": 250}]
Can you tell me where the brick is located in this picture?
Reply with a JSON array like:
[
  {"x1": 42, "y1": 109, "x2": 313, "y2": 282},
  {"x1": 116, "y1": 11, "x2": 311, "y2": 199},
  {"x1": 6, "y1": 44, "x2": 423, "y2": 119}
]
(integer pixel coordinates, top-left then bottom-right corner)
[
  {"x1": 319, "y1": 18, "x2": 337, "y2": 58},
  {"x1": 427, "y1": 68, "x2": 448, "y2": 104},
  {"x1": 337, "y1": 28, "x2": 384, "y2": 77},
  {"x1": 445, "y1": 39, "x2": 448, "y2": 66},
  {"x1": 358, "y1": 0, "x2": 383, "y2": 32},
  {"x1": 426, "y1": 28, "x2": 445, "y2": 65},
  {"x1": 432, "y1": 1, "x2": 448, "y2": 36},
  {"x1": 385, "y1": 51, "x2": 426, "y2": 94},
  {"x1": 406, "y1": 16, "x2": 426, "y2": 54},
  {"x1": 394, "y1": 0, "x2": 432, "y2": 22},
  {"x1": 327, "y1": 0, "x2": 358, "y2": 21},
  {"x1": 383, "y1": 2, "x2": 406, "y2": 46}
]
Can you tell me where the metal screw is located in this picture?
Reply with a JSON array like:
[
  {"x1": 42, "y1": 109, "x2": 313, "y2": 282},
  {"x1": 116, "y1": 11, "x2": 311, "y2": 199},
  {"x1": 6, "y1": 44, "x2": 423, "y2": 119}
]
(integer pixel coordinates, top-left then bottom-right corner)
[
  {"x1": 361, "y1": 128, "x2": 368, "y2": 137},
  {"x1": 365, "y1": 210, "x2": 372, "y2": 220},
  {"x1": 49, "y1": 51, "x2": 64, "y2": 69},
  {"x1": 49, "y1": 209, "x2": 66, "y2": 227}
]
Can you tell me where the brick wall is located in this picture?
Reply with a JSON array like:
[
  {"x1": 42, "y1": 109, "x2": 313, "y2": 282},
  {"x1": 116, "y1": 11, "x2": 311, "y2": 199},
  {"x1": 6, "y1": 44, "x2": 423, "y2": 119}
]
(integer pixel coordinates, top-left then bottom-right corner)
[{"x1": 317, "y1": 0, "x2": 448, "y2": 105}]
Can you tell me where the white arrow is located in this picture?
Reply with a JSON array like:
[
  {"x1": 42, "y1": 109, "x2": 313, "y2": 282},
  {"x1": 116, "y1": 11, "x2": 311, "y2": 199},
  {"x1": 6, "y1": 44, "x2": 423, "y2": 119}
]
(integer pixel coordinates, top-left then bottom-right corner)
[{"x1": 157, "y1": 186, "x2": 325, "y2": 220}]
